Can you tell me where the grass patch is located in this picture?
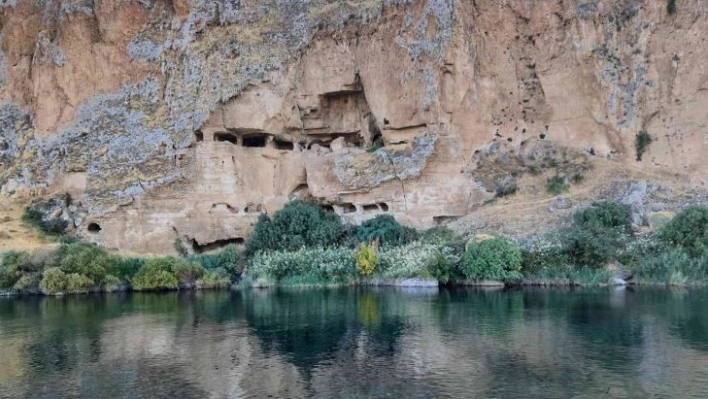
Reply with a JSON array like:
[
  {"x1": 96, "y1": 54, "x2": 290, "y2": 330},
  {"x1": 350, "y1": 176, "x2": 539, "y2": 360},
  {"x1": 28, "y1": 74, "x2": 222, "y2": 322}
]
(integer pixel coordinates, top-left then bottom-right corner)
[{"x1": 546, "y1": 175, "x2": 569, "y2": 195}]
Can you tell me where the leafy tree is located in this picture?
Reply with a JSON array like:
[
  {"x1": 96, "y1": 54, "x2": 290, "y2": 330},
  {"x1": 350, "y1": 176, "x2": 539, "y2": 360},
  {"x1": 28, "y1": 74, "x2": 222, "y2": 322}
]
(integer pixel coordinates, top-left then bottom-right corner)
[
  {"x1": 661, "y1": 206, "x2": 708, "y2": 257},
  {"x1": 353, "y1": 215, "x2": 418, "y2": 247},
  {"x1": 245, "y1": 201, "x2": 344, "y2": 254},
  {"x1": 572, "y1": 201, "x2": 632, "y2": 232},
  {"x1": 558, "y1": 201, "x2": 633, "y2": 268}
]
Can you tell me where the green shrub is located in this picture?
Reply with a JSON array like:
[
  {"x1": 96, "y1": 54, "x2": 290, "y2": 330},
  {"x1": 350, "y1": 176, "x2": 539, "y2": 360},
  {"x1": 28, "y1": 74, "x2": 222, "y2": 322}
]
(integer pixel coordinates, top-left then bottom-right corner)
[
  {"x1": 635, "y1": 131, "x2": 652, "y2": 161},
  {"x1": 196, "y1": 268, "x2": 232, "y2": 289},
  {"x1": 56, "y1": 242, "x2": 115, "y2": 285},
  {"x1": 21, "y1": 208, "x2": 45, "y2": 230},
  {"x1": 189, "y1": 245, "x2": 240, "y2": 278},
  {"x1": 65, "y1": 273, "x2": 94, "y2": 294},
  {"x1": 171, "y1": 260, "x2": 204, "y2": 284},
  {"x1": 667, "y1": 0, "x2": 677, "y2": 15},
  {"x1": 245, "y1": 201, "x2": 344, "y2": 255},
  {"x1": 39, "y1": 267, "x2": 68, "y2": 295},
  {"x1": 21, "y1": 208, "x2": 68, "y2": 236},
  {"x1": 42, "y1": 218, "x2": 69, "y2": 235},
  {"x1": 106, "y1": 256, "x2": 145, "y2": 281},
  {"x1": 633, "y1": 246, "x2": 704, "y2": 284},
  {"x1": 546, "y1": 175, "x2": 569, "y2": 195},
  {"x1": 367, "y1": 137, "x2": 384, "y2": 153},
  {"x1": 131, "y1": 258, "x2": 193, "y2": 291},
  {"x1": 461, "y1": 238, "x2": 523, "y2": 281},
  {"x1": 573, "y1": 201, "x2": 632, "y2": 232},
  {"x1": 249, "y1": 246, "x2": 356, "y2": 283},
  {"x1": 103, "y1": 275, "x2": 123, "y2": 292},
  {"x1": 353, "y1": 215, "x2": 418, "y2": 247},
  {"x1": 660, "y1": 206, "x2": 708, "y2": 257},
  {"x1": 571, "y1": 172, "x2": 584, "y2": 183},
  {"x1": 12, "y1": 273, "x2": 42, "y2": 294},
  {"x1": 426, "y1": 245, "x2": 464, "y2": 284},
  {"x1": 421, "y1": 226, "x2": 459, "y2": 245}
]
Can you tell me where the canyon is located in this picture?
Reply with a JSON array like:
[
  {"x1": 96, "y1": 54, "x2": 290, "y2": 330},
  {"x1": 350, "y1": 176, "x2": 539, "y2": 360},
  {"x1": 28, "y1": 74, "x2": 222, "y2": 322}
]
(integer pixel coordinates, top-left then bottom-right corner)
[{"x1": 1, "y1": 0, "x2": 707, "y2": 254}]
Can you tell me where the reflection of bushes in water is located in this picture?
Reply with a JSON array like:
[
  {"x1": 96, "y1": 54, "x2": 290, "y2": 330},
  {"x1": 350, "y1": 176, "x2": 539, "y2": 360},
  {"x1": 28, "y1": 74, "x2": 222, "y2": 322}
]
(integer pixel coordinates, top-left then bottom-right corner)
[
  {"x1": 633, "y1": 289, "x2": 708, "y2": 353},
  {"x1": 564, "y1": 292, "x2": 645, "y2": 370},
  {"x1": 434, "y1": 288, "x2": 525, "y2": 336},
  {"x1": 242, "y1": 289, "x2": 407, "y2": 371}
]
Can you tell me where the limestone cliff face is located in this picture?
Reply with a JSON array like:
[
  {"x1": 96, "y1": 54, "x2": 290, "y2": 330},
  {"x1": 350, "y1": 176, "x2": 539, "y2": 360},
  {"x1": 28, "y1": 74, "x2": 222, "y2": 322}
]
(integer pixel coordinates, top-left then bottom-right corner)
[{"x1": 1, "y1": 0, "x2": 707, "y2": 254}]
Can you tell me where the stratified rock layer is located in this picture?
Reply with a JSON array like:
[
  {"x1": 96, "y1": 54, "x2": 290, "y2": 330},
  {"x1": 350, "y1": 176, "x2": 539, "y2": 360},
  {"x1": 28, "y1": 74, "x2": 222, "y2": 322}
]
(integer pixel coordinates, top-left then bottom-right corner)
[{"x1": 1, "y1": 0, "x2": 707, "y2": 253}]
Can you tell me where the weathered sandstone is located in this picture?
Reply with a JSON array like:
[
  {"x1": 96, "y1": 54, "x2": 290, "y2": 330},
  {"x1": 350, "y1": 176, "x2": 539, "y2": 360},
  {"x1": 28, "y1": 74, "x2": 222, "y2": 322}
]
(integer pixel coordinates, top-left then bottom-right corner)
[{"x1": 1, "y1": 0, "x2": 707, "y2": 254}]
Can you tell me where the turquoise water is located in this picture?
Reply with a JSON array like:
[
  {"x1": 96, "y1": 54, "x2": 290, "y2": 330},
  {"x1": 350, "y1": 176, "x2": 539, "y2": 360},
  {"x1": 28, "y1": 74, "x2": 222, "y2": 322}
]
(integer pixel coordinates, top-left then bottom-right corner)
[{"x1": 1, "y1": 287, "x2": 708, "y2": 398}]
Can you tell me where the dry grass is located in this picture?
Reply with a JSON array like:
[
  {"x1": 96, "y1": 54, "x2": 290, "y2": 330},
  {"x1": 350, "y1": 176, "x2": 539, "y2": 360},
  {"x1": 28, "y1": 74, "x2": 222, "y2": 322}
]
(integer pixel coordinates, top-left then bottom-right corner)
[
  {"x1": 451, "y1": 158, "x2": 695, "y2": 239},
  {"x1": 0, "y1": 197, "x2": 54, "y2": 253}
]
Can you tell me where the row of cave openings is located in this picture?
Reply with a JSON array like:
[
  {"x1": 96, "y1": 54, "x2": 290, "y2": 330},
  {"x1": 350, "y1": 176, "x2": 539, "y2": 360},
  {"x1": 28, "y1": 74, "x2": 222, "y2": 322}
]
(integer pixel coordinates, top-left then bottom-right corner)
[
  {"x1": 321, "y1": 202, "x2": 390, "y2": 215},
  {"x1": 194, "y1": 130, "x2": 370, "y2": 151}
]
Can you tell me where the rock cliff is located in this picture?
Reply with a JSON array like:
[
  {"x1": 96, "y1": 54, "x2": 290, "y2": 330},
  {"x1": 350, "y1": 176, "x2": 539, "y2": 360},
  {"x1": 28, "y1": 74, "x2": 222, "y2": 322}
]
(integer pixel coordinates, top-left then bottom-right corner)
[{"x1": 1, "y1": 0, "x2": 707, "y2": 254}]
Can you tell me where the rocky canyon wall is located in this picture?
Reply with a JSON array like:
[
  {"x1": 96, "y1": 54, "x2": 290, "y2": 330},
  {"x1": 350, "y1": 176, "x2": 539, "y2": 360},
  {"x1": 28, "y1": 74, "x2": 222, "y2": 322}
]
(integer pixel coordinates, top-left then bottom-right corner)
[{"x1": 1, "y1": 0, "x2": 707, "y2": 254}]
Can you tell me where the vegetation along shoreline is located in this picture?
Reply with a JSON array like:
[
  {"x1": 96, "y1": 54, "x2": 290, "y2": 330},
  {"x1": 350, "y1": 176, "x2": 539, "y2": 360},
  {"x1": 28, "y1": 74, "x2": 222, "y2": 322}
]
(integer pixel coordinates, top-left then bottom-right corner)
[{"x1": 2, "y1": 200, "x2": 708, "y2": 296}]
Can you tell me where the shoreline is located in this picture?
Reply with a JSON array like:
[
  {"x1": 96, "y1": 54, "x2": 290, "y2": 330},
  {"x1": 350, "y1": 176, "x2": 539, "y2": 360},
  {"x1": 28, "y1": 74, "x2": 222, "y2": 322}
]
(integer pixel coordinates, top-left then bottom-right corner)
[{"x1": 3, "y1": 277, "x2": 706, "y2": 298}]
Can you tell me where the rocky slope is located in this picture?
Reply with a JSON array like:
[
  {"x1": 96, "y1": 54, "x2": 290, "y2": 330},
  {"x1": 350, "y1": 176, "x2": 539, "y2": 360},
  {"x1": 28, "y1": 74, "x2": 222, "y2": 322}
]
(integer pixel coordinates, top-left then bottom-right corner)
[{"x1": 1, "y1": 0, "x2": 707, "y2": 254}]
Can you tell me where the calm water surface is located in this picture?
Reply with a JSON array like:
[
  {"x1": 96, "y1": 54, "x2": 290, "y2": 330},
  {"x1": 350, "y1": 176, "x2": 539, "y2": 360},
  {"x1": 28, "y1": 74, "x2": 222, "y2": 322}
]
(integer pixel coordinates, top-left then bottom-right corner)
[{"x1": 1, "y1": 287, "x2": 708, "y2": 398}]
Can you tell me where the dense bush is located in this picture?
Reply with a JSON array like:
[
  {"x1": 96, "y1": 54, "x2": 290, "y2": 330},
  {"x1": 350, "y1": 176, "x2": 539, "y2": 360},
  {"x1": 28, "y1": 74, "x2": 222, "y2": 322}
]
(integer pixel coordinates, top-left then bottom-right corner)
[
  {"x1": 426, "y1": 244, "x2": 464, "y2": 284},
  {"x1": 39, "y1": 267, "x2": 68, "y2": 295},
  {"x1": 0, "y1": 240, "x2": 238, "y2": 295},
  {"x1": 461, "y1": 238, "x2": 523, "y2": 281},
  {"x1": 660, "y1": 206, "x2": 708, "y2": 258},
  {"x1": 132, "y1": 257, "x2": 204, "y2": 291},
  {"x1": 196, "y1": 269, "x2": 232, "y2": 289},
  {"x1": 573, "y1": 201, "x2": 632, "y2": 232},
  {"x1": 249, "y1": 247, "x2": 356, "y2": 283},
  {"x1": 189, "y1": 245, "x2": 241, "y2": 278},
  {"x1": 554, "y1": 201, "x2": 633, "y2": 268},
  {"x1": 245, "y1": 201, "x2": 344, "y2": 255},
  {"x1": 667, "y1": 0, "x2": 677, "y2": 15},
  {"x1": 378, "y1": 241, "x2": 439, "y2": 279},
  {"x1": 21, "y1": 208, "x2": 68, "y2": 236},
  {"x1": 353, "y1": 215, "x2": 418, "y2": 247}
]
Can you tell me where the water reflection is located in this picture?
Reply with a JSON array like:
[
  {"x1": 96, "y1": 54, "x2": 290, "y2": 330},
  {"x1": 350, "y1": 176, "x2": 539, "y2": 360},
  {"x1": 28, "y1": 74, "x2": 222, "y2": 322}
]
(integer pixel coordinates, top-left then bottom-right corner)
[{"x1": 1, "y1": 288, "x2": 708, "y2": 398}]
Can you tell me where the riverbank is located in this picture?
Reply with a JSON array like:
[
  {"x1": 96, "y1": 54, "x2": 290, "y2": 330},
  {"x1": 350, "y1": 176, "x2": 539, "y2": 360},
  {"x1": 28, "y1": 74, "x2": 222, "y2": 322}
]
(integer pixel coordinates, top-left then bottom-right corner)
[{"x1": 3, "y1": 200, "x2": 708, "y2": 296}]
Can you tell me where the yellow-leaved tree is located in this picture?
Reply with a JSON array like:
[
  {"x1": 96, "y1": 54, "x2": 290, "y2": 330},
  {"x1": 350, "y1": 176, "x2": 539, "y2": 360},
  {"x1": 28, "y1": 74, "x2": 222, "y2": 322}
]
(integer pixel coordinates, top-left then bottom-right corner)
[{"x1": 355, "y1": 241, "x2": 378, "y2": 276}]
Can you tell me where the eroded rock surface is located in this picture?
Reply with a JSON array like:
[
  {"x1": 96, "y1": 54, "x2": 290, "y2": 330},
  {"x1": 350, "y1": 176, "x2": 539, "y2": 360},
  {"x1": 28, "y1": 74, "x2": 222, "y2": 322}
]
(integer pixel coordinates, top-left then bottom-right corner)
[{"x1": 1, "y1": 0, "x2": 707, "y2": 253}]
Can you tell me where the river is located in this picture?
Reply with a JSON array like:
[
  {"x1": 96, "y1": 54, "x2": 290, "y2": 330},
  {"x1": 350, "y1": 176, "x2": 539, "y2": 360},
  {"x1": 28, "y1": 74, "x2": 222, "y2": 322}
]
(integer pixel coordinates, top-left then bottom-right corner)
[{"x1": 1, "y1": 287, "x2": 708, "y2": 398}]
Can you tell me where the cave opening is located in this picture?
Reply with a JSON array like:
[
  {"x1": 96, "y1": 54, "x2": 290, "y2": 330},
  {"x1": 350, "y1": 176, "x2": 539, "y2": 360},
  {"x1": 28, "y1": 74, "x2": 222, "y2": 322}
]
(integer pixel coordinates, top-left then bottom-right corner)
[
  {"x1": 308, "y1": 140, "x2": 331, "y2": 150},
  {"x1": 192, "y1": 237, "x2": 245, "y2": 253},
  {"x1": 214, "y1": 132, "x2": 238, "y2": 144},
  {"x1": 195, "y1": 130, "x2": 204, "y2": 142},
  {"x1": 321, "y1": 204, "x2": 335, "y2": 213},
  {"x1": 245, "y1": 204, "x2": 264, "y2": 213},
  {"x1": 243, "y1": 134, "x2": 268, "y2": 148},
  {"x1": 341, "y1": 203, "x2": 357, "y2": 214},
  {"x1": 87, "y1": 223, "x2": 102, "y2": 233},
  {"x1": 363, "y1": 204, "x2": 380, "y2": 213},
  {"x1": 274, "y1": 139, "x2": 295, "y2": 150},
  {"x1": 379, "y1": 203, "x2": 390, "y2": 212}
]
